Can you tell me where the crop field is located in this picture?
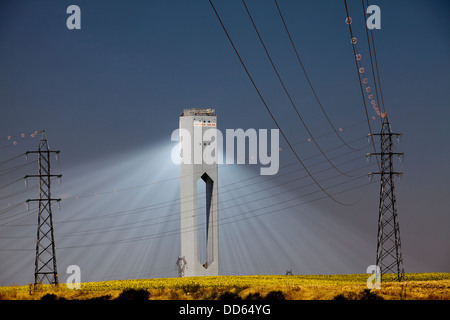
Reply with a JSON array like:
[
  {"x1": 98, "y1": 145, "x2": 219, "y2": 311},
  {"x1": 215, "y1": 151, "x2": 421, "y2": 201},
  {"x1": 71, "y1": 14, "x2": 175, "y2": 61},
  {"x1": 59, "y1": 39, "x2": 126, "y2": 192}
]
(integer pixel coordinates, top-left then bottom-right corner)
[{"x1": 0, "y1": 273, "x2": 449, "y2": 300}]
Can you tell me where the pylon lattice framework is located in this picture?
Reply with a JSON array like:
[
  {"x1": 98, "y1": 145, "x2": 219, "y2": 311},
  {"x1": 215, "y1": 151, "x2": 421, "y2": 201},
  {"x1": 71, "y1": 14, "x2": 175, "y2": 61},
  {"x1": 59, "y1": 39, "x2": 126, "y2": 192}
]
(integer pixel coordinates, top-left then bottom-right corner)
[
  {"x1": 368, "y1": 117, "x2": 405, "y2": 282},
  {"x1": 25, "y1": 131, "x2": 61, "y2": 287}
]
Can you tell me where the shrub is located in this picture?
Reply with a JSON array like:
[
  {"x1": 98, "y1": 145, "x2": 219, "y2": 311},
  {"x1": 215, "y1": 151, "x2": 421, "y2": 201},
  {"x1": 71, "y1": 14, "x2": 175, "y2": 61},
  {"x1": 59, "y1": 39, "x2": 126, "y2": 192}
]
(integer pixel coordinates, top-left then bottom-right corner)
[
  {"x1": 333, "y1": 294, "x2": 348, "y2": 301},
  {"x1": 88, "y1": 295, "x2": 112, "y2": 301},
  {"x1": 244, "y1": 292, "x2": 262, "y2": 300},
  {"x1": 265, "y1": 290, "x2": 285, "y2": 300},
  {"x1": 41, "y1": 293, "x2": 66, "y2": 301},
  {"x1": 218, "y1": 291, "x2": 242, "y2": 300},
  {"x1": 358, "y1": 289, "x2": 383, "y2": 300},
  {"x1": 116, "y1": 288, "x2": 150, "y2": 301}
]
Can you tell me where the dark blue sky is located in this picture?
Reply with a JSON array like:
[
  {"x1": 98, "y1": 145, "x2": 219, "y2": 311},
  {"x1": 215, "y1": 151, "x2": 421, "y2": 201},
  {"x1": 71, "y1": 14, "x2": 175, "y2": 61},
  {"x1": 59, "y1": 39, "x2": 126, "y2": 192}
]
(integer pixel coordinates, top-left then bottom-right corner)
[{"x1": 0, "y1": 1, "x2": 449, "y2": 285}]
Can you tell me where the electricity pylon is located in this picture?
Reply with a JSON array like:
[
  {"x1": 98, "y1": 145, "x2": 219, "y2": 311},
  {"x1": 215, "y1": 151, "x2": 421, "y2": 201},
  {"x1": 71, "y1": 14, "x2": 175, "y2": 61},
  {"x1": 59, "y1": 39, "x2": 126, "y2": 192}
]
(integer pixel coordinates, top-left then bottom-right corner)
[
  {"x1": 25, "y1": 131, "x2": 61, "y2": 288},
  {"x1": 368, "y1": 117, "x2": 405, "y2": 282}
]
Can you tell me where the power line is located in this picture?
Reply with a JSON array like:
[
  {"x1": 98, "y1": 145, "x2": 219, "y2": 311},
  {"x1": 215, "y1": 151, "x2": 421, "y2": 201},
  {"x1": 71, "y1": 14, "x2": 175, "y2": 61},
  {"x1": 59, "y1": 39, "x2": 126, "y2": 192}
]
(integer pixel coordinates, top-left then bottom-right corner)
[
  {"x1": 0, "y1": 161, "x2": 36, "y2": 177},
  {"x1": 2, "y1": 146, "x2": 367, "y2": 231},
  {"x1": 362, "y1": 0, "x2": 386, "y2": 115},
  {"x1": 209, "y1": 0, "x2": 357, "y2": 206},
  {"x1": 0, "y1": 155, "x2": 371, "y2": 242},
  {"x1": 46, "y1": 121, "x2": 367, "y2": 202},
  {"x1": 242, "y1": 0, "x2": 353, "y2": 178},
  {"x1": 273, "y1": 0, "x2": 359, "y2": 152},
  {"x1": 0, "y1": 133, "x2": 369, "y2": 231},
  {"x1": 343, "y1": 0, "x2": 380, "y2": 172},
  {"x1": 0, "y1": 120, "x2": 366, "y2": 204},
  {"x1": 0, "y1": 177, "x2": 58, "y2": 220},
  {"x1": 223, "y1": 135, "x2": 368, "y2": 191},
  {"x1": 54, "y1": 161, "x2": 370, "y2": 238},
  {"x1": 360, "y1": 0, "x2": 382, "y2": 120},
  {"x1": 0, "y1": 209, "x2": 37, "y2": 228},
  {"x1": 0, "y1": 202, "x2": 23, "y2": 215},
  {"x1": 55, "y1": 177, "x2": 374, "y2": 250},
  {"x1": 0, "y1": 183, "x2": 38, "y2": 201},
  {"x1": 31, "y1": 139, "x2": 370, "y2": 227},
  {"x1": 0, "y1": 153, "x2": 25, "y2": 166},
  {"x1": 344, "y1": 6, "x2": 385, "y2": 121},
  {"x1": 0, "y1": 178, "x2": 375, "y2": 252},
  {"x1": 288, "y1": 119, "x2": 366, "y2": 148}
]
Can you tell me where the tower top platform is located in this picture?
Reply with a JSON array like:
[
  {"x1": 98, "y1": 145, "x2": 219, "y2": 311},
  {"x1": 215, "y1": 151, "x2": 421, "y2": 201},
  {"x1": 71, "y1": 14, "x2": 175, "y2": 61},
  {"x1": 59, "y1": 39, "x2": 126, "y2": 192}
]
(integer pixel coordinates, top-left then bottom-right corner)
[{"x1": 181, "y1": 108, "x2": 215, "y2": 116}]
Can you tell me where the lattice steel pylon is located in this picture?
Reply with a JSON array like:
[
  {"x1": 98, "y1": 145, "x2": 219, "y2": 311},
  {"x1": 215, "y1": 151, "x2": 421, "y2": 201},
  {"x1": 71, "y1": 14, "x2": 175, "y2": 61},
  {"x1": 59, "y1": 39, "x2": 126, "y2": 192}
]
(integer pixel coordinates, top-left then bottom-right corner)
[
  {"x1": 368, "y1": 117, "x2": 405, "y2": 282},
  {"x1": 25, "y1": 131, "x2": 61, "y2": 288}
]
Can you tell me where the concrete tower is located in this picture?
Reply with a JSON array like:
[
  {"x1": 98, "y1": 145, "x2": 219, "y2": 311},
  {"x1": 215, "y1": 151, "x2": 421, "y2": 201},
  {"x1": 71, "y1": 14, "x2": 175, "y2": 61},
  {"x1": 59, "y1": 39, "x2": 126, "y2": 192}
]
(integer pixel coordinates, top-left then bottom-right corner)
[{"x1": 179, "y1": 108, "x2": 219, "y2": 277}]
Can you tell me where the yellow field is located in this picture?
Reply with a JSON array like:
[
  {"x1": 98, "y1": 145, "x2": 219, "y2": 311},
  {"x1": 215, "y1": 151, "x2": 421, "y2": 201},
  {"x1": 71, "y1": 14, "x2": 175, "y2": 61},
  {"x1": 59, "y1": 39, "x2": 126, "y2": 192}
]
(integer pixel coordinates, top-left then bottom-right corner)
[{"x1": 0, "y1": 273, "x2": 449, "y2": 300}]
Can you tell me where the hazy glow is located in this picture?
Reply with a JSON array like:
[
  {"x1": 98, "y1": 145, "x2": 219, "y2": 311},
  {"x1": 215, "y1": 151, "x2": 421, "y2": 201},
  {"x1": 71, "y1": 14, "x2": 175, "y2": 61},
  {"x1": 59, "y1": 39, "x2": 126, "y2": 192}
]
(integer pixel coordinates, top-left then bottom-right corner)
[{"x1": 0, "y1": 136, "x2": 376, "y2": 284}]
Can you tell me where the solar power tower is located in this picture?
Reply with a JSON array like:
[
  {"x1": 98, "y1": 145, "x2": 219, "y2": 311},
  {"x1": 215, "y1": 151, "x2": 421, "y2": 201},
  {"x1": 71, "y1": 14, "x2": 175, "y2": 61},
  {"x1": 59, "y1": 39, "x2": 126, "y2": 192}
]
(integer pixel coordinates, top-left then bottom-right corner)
[{"x1": 179, "y1": 108, "x2": 219, "y2": 277}]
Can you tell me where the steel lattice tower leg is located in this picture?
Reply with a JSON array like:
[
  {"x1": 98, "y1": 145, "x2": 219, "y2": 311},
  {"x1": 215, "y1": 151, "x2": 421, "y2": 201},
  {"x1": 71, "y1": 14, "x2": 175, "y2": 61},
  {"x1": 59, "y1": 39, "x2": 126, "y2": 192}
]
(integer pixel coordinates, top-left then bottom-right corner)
[
  {"x1": 368, "y1": 118, "x2": 405, "y2": 282},
  {"x1": 25, "y1": 131, "x2": 61, "y2": 288}
]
